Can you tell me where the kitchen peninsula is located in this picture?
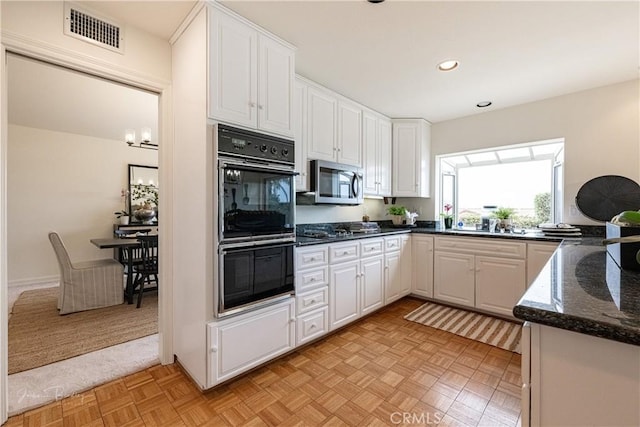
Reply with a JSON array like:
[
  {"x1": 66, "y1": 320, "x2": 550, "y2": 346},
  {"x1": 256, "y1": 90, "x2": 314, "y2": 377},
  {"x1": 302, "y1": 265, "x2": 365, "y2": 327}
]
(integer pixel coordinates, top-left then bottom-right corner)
[{"x1": 513, "y1": 238, "x2": 640, "y2": 427}]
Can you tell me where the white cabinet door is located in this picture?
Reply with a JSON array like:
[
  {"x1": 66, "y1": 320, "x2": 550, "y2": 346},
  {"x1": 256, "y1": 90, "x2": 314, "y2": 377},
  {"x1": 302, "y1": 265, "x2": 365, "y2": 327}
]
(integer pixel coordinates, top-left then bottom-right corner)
[
  {"x1": 363, "y1": 113, "x2": 392, "y2": 197},
  {"x1": 475, "y1": 256, "x2": 526, "y2": 318},
  {"x1": 360, "y1": 255, "x2": 384, "y2": 315},
  {"x1": 329, "y1": 260, "x2": 360, "y2": 330},
  {"x1": 527, "y1": 242, "x2": 558, "y2": 286},
  {"x1": 209, "y1": 11, "x2": 257, "y2": 128},
  {"x1": 384, "y1": 251, "x2": 402, "y2": 304},
  {"x1": 433, "y1": 251, "x2": 475, "y2": 307},
  {"x1": 207, "y1": 299, "x2": 295, "y2": 387},
  {"x1": 258, "y1": 34, "x2": 294, "y2": 136},
  {"x1": 293, "y1": 79, "x2": 308, "y2": 191},
  {"x1": 362, "y1": 111, "x2": 378, "y2": 195},
  {"x1": 307, "y1": 86, "x2": 337, "y2": 162},
  {"x1": 412, "y1": 235, "x2": 434, "y2": 298},
  {"x1": 399, "y1": 236, "x2": 412, "y2": 297},
  {"x1": 392, "y1": 119, "x2": 430, "y2": 197},
  {"x1": 378, "y1": 118, "x2": 392, "y2": 196},
  {"x1": 337, "y1": 100, "x2": 362, "y2": 167}
]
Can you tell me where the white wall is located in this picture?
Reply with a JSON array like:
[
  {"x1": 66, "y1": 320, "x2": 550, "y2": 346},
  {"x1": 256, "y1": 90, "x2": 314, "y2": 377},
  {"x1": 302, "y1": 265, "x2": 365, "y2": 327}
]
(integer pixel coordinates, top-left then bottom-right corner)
[
  {"x1": 296, "y1": 198, "x2": 388, "y2": 224},
  {"x1": 1, "y1": 1, "x2": 171, "y2": 84},
  {"x1": 409, "y1": 79, "x2": 639, "y2": 224},
  {"x1": 7, "y1": 125, "x2": 157, "y2": 285}
]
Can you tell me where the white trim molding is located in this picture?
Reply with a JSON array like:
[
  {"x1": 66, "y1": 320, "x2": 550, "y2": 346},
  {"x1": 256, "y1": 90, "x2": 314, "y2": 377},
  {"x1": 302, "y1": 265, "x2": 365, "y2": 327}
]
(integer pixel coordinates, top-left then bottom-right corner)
[{"x1": 1, "y1": 30, "x2": 175, "y2": 422}]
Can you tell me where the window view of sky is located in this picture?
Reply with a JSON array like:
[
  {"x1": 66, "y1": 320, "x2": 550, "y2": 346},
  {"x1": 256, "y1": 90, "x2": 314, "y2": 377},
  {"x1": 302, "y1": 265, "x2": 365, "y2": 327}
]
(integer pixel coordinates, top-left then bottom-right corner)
[{"x1": 458, "y1": 160, "x2": 551, "y2": 216}]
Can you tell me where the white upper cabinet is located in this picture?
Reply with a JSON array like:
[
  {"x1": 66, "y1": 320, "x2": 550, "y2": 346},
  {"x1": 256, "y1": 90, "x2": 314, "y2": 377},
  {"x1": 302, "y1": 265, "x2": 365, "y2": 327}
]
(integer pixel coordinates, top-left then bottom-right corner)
[
  {"x1": 305, "y1": 82, "x2": 363, "y2": 168},
  {"x1": 392, "y1": 119, "x2": 431, "y2": 197},
  {"x1": 363, "y1": 111, "x2": 392, "y2": 196},
  {"x1": 307, "y1": 85, "x2": 338, "y2": 162},
  {"x1": 258, "y1": 35, "x2": 294, "y2": 135},
  {"x1": 209, "y1": 8, "x2": 294, "y2": 137},
  {"x1": 337, "y1": 99, "x2": 362, "y2": 167}
]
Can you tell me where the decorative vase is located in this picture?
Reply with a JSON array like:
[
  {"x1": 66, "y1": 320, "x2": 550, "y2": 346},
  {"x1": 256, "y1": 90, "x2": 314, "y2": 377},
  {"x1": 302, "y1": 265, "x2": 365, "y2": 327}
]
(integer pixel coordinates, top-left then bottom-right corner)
[
  {"x1": 120, "y1": 216, "x2": 130, "y2": 225},
  {"x1": 444, "y1": 217, "x2": 453, "y2": 229},
  {"x1": 134, "y1": 208, "x2": 156, "y2": 224}
]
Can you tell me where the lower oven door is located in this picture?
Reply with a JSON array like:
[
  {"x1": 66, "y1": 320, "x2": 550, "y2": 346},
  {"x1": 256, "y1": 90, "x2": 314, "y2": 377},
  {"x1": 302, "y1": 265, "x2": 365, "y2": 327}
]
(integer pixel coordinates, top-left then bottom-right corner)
[{"x1": 217, "y1": 241, "x2": 295, "y2": 317}]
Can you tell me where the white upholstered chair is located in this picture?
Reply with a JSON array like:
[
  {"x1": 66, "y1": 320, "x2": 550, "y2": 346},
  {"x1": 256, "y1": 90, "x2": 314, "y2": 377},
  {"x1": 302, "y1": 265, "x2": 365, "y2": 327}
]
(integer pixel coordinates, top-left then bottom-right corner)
[{"x1": 48, "y1": 231, "x2": 124, "y2": 314}]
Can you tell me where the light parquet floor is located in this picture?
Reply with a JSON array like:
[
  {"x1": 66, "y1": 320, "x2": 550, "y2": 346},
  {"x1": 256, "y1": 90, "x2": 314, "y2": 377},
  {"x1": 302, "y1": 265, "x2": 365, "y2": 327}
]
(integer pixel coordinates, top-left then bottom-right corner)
[{"x1": 5, "y1": 298, "x2": 522, "y2": 427}]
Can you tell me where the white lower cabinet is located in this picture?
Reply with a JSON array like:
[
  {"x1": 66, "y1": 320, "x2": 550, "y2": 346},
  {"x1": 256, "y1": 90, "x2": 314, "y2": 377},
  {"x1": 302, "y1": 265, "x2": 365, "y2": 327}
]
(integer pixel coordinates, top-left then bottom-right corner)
[
  {"x1": 329, "y1": 259, "x2": 360, "y2": 330},
  {"x1": 411, "y1": 235, "x2": 434, "y2": 298},
  {"x1": 384, "y1": 251, "x2": 402, "y2": 304},
  {"x1": 360, "y1": 254, "x2": 384, "y2": 315},
  {"x1": 433, "y1": 251, "x2": 475, "y2": 307},
  {"x1": 522, "y1": 322, "x2": 640, "y2": 427},
  {"x1": 399, "y1": 235, "x2": 412, "y2": 297},
  {"x1": 207, "y1": 298, "x2": 295, "y2": 387},
  {"x1": 475, "y1": 256, "x2": 526, "y2": 318},
  {"x1": 384, "y1": 235, "x2": 411, "y2": 304},
  {"x1": 295, "y1": 245, "x2": 330, "y2": 346},
  {"x1": 296, "y1": 306, "x2": 328, "y2": 345},
  {"x1": 433, "y1": 237, "x2": 526, "y2": 317}
]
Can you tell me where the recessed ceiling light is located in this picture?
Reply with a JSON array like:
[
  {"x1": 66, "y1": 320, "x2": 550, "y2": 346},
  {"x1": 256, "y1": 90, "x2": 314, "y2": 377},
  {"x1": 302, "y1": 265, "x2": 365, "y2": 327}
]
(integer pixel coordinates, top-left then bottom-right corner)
[
  {"x1": 437, "y1": 60, "x2": 459, "y2": 71},
  {"x1": 367, "y1": 0, "x2": 385, "y2": 3},
  {"x1": 477, "y1": 101, "x2": 492, "y2": 108}
]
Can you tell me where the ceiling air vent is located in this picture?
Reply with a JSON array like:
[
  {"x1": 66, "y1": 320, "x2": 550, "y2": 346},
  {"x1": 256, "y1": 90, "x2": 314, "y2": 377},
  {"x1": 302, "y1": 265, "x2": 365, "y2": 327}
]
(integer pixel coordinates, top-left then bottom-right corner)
[{"x1": 64, "y1": 3, "x2": 124, "y2": 54}]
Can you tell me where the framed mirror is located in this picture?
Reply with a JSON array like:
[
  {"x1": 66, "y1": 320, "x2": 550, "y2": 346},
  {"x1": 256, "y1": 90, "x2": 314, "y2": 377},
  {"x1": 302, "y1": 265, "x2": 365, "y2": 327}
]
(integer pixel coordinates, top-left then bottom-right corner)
[{"x1": 128, "y1": 164, "x2": 159, "y2": 219}]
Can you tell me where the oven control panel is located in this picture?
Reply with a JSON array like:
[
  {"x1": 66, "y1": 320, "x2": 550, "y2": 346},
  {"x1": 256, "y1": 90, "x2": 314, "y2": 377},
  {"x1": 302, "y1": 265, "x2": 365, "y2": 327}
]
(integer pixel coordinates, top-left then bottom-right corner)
[{"x1": 218, "y1": 125, "x2": 294, "y2": 165}]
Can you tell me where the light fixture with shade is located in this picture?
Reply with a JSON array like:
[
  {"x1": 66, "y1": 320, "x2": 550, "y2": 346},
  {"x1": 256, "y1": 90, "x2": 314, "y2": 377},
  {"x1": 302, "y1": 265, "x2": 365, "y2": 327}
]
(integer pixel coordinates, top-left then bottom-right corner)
[
  {"x1": 125, "y1": 127, "x2": 158, "y2": 150},
  {"x1": 437, "y1": 59, "x2": 460, "y2": 71},
  {"x1": 125, "y1": 129, "x2": 136, "y2": 146}
]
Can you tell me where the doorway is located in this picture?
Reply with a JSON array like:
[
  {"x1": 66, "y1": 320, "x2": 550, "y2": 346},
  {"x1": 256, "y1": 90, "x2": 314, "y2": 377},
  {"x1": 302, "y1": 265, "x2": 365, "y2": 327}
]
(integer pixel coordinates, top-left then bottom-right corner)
[{"x1": 5, "y1": 53, "x2": 161, "y2": 415}]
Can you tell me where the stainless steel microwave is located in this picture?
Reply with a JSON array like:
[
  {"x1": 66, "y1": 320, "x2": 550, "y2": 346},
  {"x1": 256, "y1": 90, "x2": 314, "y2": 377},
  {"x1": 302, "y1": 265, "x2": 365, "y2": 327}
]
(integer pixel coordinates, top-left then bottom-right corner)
[{"x1": 309, "y1": 159, "x2": 363, "y2": 205}]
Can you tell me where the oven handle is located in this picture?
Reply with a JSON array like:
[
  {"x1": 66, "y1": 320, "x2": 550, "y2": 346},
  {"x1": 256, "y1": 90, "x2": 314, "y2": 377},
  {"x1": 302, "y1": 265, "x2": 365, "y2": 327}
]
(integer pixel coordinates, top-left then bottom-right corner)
[
  {"x1": 219, "y1": 239, "x2": 296, "y2": 254},
  {"x1": 219, "y1": 158, "x2": 298, "y2": 175}
]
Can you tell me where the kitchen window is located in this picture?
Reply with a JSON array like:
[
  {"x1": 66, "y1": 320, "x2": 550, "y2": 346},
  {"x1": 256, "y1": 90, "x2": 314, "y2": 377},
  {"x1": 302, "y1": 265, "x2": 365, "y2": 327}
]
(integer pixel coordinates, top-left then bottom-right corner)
[{"x1": 437, "y1": 139, "x2": 564, "y2": 229}]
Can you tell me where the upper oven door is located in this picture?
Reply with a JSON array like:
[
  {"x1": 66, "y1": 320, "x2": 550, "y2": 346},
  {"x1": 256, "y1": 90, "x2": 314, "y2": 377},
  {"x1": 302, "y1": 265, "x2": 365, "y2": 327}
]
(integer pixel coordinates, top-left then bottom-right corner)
[{"x1": 219, "y1": 158, "x2": 296, "y2": 243}]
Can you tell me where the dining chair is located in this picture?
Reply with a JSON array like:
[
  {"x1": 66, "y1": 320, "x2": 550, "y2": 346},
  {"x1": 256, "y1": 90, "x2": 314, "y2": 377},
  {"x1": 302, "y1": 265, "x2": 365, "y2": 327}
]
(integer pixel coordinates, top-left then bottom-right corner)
[
  {"x1": 114, "y1": 228, "x2": 151, "y2": 278},
  {"x1": 48, "y1": 231, "x2": 124, "y2": 314},
  {"x1": 133, "y1": 235, "x2": 158, "y2": 308}
]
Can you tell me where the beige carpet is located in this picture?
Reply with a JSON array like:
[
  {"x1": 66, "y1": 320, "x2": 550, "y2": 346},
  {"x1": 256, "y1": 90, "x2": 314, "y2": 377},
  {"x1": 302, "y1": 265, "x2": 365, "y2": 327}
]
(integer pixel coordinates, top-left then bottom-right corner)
[
  {"x1": 8, "y1": 287, "x2": 158, "y2": 374},
  {"x1": 404, "y1": 301, "x2": 522, "y2": 353}
]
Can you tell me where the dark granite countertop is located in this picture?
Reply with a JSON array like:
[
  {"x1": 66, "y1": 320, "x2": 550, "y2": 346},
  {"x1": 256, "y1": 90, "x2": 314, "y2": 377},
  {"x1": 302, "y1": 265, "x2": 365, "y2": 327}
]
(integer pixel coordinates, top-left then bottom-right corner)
[
  {"x1": 296, "y1": 228, "x2": 411, "y2": 246},
  {"x1": 295, "y1": 226, "x2": 567, "y2": 246},
  {"x1": 514, "y1": 238, "x2": 640, "y2": 346}
]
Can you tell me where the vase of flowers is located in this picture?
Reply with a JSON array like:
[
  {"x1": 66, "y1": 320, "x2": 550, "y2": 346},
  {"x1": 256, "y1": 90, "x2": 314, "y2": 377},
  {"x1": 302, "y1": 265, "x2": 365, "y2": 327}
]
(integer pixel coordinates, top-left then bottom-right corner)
[{"x1": 441, "y1": 203, "x2": 454, "y2": 229}]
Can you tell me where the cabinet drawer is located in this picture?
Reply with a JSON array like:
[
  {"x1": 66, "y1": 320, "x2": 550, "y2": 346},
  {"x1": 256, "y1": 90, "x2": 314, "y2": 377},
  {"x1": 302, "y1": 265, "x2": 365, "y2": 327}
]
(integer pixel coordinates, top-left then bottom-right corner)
[
  {"x1": 435, "y1": 237, "x2": 526, "y2": 259},
  {"x1": 360, "y1": 238, "x2": 384, "y2": 258},
  {"x1": 329, "y1": 242, "x2": 360, "y2": 263},
  {"x1": 296, "y1": 266, "x2": 328, "y2": 293},
  {"x1": 296, "y1": 286, "x2": 328, "y2": 315},
  {"x1": 296, "y1": 307, "x2": 329, "y2": 346},
  {"x1": 384, "y1": 235, "x2": 402, "y2": 252},
  {"x1": 296, "y1": 246, "x2": 328, "y2": 269}
]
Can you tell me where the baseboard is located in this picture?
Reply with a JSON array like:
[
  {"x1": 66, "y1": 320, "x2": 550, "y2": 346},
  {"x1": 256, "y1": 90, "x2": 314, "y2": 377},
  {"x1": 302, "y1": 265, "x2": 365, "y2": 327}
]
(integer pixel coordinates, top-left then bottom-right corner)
[{"x1": 8, "y1": 275, "x2": 59, "y2": 289}]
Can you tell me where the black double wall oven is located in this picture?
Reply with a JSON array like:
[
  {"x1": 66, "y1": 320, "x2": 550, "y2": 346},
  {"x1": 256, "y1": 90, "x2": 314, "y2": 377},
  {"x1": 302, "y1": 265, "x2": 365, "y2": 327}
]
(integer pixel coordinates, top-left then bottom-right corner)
[{"x1": 216, "y1": 125, "x2": 296, "y2": 317}]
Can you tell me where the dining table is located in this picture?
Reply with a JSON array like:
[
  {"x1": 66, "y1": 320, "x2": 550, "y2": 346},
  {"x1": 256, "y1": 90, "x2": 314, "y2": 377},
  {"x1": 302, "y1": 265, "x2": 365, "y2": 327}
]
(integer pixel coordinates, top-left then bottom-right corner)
[{"x1": 90, "y1": 237, "x2": 144, "y2": 304}]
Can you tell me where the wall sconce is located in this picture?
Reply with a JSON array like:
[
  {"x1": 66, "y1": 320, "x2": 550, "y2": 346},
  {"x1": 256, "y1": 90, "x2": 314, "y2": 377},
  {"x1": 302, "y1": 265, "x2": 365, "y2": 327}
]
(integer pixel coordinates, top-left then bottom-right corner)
[{"x1": 125, "y1": 127, "x2": 158, "y2": 150}]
